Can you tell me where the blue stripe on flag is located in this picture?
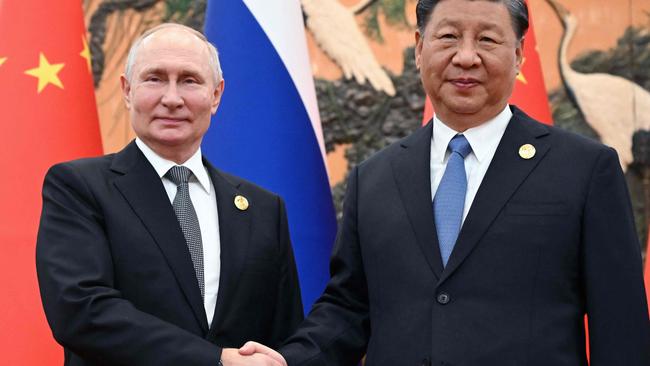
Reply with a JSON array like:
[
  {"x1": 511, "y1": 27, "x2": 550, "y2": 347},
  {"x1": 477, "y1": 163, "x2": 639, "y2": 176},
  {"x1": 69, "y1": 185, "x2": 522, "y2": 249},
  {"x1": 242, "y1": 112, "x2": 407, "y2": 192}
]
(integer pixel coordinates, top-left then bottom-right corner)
[{"x1": 203, "y1": 1, "x2": 336, "y2": 314}]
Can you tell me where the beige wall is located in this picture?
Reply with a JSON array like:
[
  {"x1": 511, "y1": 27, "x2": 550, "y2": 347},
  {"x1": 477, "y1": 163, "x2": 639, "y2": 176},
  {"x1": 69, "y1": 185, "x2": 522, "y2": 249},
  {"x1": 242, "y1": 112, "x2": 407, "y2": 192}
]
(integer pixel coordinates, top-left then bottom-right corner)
[{"x1": 532, "y1": 0, "x2": 650, "y2": 90}]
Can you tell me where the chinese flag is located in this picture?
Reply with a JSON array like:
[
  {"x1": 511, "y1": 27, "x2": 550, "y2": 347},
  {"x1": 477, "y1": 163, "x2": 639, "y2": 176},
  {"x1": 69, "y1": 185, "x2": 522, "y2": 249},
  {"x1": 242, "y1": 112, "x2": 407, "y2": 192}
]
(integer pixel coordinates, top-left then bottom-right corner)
[
  {"x1": 0, "y1": 1, "x2": 103, "y2": 364},
  {"x1": 641, "y1": 230, "x2": 650, "y2": 361},
  {"x1": 422, "y1": 7, "x2": 552, "y2": 126},
  {"x1": 507, "y1": 13, "x2": 552, "y2": 124}
]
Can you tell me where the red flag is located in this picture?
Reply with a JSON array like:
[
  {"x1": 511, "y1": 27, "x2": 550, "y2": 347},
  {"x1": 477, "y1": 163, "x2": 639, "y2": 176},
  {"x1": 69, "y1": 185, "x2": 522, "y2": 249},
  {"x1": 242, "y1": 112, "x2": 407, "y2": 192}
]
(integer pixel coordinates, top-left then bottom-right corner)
[
  {"x1": 638, "y1": 231, "x2": 650, "y2": 362},
  {"x1": 508, "y1": 13, "x2": 552, "y2": 124},
  {"x1": 422, "y1": 8, "x2": 552, "y2": 126},
  {"x1": 0, "y1": 1, "x2": 103, "y2": 364}
]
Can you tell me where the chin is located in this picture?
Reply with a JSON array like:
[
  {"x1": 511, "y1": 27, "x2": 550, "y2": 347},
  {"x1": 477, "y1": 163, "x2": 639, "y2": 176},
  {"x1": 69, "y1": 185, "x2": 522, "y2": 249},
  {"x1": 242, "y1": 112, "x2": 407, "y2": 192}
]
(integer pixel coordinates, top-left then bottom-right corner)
[
  {"x1": 150, "y1": 134, "x2": 190, "y2": 147},
  {"x1": 445, "y1": 102, "x2": 484, "y2": 116}
]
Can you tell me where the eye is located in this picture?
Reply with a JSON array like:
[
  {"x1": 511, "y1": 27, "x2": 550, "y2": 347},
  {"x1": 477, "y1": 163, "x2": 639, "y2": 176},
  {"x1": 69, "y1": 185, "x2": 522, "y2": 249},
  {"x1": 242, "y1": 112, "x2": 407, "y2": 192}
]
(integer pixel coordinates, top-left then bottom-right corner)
[
  {"x1": 144, "y1": 75, "x2": 161, "y2": 82},
  {"x1": 182, "y1": 76, "x2": 202, "y2": 85},
  {"x1": 440, "y1": 33, "x2": 457, "y2": 40},
  {"x1": 479, "y1": 33, "x2": 502, "y2": 44}
]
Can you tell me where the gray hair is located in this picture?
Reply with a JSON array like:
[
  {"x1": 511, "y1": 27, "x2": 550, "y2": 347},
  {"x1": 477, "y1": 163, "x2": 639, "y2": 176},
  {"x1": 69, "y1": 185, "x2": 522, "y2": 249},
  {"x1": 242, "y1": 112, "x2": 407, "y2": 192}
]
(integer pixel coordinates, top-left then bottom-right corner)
[{"x1": 124, "y1": 23, "x2": 223, "y2": 84}]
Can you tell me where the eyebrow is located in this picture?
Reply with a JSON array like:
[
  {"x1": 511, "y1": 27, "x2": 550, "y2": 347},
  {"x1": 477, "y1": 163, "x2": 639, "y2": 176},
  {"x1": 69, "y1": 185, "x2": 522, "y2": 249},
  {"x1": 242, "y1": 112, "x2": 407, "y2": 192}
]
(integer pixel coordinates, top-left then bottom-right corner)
[
  {"x1": 138, "y1": 67, "x2": 205, "y2": 80},
  {"x1": 138, "y1": 67, "x2": 165, "y2": 77},
  {"x1": 434, "y1": 19, "x2": 506, "y2": 34},
  {"x1": 433, "y1": 19, "x2": 461, "y2": 30}
]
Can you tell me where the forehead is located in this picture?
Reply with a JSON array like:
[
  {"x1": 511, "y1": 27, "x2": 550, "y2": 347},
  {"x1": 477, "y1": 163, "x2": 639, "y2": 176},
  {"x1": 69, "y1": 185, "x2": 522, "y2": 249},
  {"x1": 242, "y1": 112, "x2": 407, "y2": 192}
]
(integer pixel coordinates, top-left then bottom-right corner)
[
  {"x1": 133, "y1": 29, "x2": 211, "y2": 73},
  {"x1": 429, "y1": 0, "x2": 513, "y2": 32}
]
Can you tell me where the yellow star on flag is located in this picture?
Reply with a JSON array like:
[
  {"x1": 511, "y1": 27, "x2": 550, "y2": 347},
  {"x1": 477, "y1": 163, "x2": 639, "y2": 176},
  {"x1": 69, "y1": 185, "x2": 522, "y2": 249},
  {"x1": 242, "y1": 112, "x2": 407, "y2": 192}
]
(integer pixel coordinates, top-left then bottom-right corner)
[
  {"x1": 516, "y1": 57, "x2": 528, "y2": 85},
  {"x1": 80, "y1": 35, "x2": 92, "y2": 72},
  {"x1": 0, "y1": 57, "x2": 6, "y2": 67},
  {"x1": 25, "y1": 52, "x2": 65, "y2": 93}
]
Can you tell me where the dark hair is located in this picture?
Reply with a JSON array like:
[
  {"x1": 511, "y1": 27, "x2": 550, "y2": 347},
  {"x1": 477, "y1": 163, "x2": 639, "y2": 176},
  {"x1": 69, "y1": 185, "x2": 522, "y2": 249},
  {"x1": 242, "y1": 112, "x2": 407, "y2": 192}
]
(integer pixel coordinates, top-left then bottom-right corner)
[{"x1": 416, "y1": 0, "x2": 529, "y2": 40}]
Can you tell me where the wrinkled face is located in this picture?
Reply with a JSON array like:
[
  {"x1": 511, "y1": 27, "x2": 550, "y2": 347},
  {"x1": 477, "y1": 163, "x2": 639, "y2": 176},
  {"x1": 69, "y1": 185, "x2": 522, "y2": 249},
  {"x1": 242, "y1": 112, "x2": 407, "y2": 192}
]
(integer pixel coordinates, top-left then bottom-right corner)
[
  {"x1": 121, "y1": 28, "x2": 224, "y2": 156},
  {"x1": 415, "y1": 0, "x2": 522, "y2": 127}
]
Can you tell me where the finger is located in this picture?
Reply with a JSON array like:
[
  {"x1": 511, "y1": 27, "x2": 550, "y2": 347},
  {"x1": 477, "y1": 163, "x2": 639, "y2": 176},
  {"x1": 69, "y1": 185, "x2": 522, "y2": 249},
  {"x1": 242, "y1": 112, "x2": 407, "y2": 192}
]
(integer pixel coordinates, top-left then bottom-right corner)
[
  {"x1": 258, "y1": 348, "x2": 285, "y2": 365},
  {"x1": 238, "y1": 341, "x2": 258, "y2": 355},
  {"x1": 239, "y1": 342, "x2": 286, "y2": 365},
  {"x1": 264, "y1": 352, "x2": 284, "y2": 365},
  {"x1": 249, "y1": 353, "x2": 281, "y2": 366}
]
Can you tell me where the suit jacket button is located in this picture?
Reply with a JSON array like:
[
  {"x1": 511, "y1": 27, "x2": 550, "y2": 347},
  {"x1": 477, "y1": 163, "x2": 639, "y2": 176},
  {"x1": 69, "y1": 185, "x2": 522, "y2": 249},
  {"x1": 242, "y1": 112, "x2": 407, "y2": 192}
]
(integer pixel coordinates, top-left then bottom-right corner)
[
  {"x1": 420, "y1": 358, "x2": 431, "y2": 366},
  {"x1": 437, "y1": 292, "x2": 450, "y2": 305}
]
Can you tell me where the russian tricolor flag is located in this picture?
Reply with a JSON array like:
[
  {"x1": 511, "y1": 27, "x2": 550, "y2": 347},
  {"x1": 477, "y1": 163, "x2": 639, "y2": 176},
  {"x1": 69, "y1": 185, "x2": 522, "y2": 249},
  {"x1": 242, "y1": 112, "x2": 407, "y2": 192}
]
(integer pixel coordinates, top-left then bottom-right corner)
[{"x1": 203, "y1": 1, "x2": 336, "y2": 313}]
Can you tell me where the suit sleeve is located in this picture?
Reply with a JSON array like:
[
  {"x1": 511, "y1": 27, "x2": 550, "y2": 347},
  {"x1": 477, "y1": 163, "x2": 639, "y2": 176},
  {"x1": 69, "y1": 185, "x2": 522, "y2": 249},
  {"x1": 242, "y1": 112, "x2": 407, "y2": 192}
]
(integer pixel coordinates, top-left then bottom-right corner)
[
  {"x1": 36, "y1": 163, "x2": 221, "y2": 366},
  {"x1": 280, "y1": 167, "x2": 369, "y2": 366},
  {"x1": 267, "y1": 196, "x2": 304, "y2": 347},
  {"x1": 581, "y1": 147, "x2": 650, "y2": 365}
]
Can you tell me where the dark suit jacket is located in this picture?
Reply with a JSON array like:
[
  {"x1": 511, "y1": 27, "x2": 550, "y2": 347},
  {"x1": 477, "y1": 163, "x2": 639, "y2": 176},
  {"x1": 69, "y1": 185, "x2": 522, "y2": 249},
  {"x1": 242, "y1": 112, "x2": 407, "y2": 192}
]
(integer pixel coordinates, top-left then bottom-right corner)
[
  {"x1": 36, "y1": 141, "x2": 303, "y2": 366},
  {"x1": 280, "y1": 106, "x2": 650, "y2": 366}
]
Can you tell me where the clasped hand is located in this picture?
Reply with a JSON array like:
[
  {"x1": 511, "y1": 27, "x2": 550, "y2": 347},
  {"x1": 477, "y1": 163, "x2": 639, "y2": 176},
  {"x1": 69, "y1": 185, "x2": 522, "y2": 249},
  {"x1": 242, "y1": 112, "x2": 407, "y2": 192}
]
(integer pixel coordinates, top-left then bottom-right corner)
[{"x1": 220, "y1": 342, "x2": 287, "y2": 366}]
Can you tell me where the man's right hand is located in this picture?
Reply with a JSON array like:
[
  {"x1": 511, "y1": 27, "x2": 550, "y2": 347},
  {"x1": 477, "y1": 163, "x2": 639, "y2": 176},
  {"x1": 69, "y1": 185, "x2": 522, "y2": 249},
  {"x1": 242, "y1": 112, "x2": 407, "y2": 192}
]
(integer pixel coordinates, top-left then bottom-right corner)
[
  {"x1": 237, "y1": 342, "x2": 288, "y2": 366},
  {"x1": 221, "y1": 348, "x2": 285, "y2": 366}
]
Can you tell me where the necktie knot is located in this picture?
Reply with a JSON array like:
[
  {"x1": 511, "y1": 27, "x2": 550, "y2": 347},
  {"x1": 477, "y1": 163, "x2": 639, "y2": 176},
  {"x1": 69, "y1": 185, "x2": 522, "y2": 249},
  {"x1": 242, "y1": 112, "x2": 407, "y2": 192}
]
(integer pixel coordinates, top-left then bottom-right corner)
[
  {"x1": 167, "y1": 166, "x2": 192, "y2": 186},
  {"x1": 448, "y1": 135, "x2": 472, "y2": 159}
]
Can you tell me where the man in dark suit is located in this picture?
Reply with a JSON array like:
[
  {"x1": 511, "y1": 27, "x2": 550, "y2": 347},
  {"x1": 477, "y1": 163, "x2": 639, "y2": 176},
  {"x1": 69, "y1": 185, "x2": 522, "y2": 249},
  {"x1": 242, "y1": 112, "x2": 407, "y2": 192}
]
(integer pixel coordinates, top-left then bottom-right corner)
[
  {"x1": 36, "y1": 23, "x2": 302, "y2": 366},
  {"x1": 241, "y1": 0, "x2": 650, "y2": 365}
]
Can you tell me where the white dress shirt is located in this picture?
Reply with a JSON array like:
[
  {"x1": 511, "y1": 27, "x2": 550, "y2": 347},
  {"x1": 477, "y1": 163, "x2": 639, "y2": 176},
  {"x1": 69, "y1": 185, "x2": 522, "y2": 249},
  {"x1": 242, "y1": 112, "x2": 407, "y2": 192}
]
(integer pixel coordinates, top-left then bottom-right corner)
[
  {"x1": 430, "y1": 105, "x2": 512, "y2": 222},
  {"x1": 135, "y1": 138, "x2": 220, "y2": 327}
]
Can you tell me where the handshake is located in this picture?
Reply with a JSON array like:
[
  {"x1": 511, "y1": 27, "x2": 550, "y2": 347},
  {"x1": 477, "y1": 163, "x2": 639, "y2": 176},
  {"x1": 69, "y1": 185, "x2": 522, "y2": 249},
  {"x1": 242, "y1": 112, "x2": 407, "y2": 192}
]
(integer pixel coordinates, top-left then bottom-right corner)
[{"x1": 221, "y1": 342, "x2": 287, "y2": 366}]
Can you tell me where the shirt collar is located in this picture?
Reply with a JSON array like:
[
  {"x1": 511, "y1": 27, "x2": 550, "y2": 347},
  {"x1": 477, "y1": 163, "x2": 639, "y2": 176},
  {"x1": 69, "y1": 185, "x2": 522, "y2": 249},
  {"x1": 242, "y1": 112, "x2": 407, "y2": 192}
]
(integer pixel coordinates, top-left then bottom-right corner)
[
  {"x1": 135, "y1": 138, "x2": 211, "y2": 194},
  {"x1": 432, "y1": 105, "x2": 512, "y2": 163}
]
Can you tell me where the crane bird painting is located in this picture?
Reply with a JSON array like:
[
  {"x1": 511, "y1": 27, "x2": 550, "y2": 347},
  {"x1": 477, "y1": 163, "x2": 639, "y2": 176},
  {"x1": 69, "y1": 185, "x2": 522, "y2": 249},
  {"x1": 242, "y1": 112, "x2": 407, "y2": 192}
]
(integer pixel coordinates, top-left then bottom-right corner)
[
  {"x1": 546, "y1": 0, "x2": 650, "y2": 170},
  {"x1": 301, "y1": 0, "x2": 396, "y2": 96}
]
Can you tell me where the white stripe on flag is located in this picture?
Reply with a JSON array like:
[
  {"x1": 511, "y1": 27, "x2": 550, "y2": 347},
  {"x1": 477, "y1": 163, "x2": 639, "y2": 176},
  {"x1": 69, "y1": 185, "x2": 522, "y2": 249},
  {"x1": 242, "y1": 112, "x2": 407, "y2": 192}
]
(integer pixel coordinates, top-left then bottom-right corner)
[{"x1": 242, "y1": 0, "x2": 327, "y2": 161}]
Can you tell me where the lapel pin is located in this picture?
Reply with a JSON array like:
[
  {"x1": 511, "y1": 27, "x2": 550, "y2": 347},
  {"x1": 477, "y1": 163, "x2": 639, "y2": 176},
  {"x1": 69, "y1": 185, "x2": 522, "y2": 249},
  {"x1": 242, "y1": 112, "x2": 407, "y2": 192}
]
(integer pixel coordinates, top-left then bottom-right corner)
[
  {"x1": 234, "y1": 195, "x2": 249, "y2": 211},
  {"x1": 518, "y1": 144, "x2": 536, "y2": 160}
]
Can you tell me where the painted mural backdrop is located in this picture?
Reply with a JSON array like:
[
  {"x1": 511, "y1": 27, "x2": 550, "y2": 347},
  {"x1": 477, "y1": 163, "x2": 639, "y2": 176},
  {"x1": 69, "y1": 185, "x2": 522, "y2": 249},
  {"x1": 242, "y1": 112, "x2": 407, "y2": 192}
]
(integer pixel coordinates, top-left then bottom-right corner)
[{"x1": 83, "y1": 0, "x2": 650, "y2": 257}]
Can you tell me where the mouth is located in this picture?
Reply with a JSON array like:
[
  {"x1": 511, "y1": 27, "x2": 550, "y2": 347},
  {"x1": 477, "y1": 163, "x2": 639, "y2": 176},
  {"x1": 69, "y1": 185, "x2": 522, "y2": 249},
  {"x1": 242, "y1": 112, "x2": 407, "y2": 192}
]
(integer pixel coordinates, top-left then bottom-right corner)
[
  {"x1": 152, "y1": 116, "x2": 188, "y2": 124},
  {"x1": 449, "y1": 78, "x2": 480, "y2": 89}
]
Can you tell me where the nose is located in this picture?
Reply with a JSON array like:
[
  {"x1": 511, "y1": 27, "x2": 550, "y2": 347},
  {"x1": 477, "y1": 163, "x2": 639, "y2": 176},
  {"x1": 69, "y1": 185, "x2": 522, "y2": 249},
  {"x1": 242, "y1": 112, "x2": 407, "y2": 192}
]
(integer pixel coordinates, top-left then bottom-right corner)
[
  {"x1": 161, "y1": 82, "x2": 184, "y2": 109},
  {"x1": 452, "y1": 39, "x2": 481, "y2": 69}
]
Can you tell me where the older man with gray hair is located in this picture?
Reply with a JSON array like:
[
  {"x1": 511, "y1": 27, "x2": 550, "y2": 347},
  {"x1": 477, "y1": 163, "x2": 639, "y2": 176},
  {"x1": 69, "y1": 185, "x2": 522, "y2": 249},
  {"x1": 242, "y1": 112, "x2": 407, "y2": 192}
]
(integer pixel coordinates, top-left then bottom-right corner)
[{"x1": 36, "y1": 23, "x2": 302, "y2": 366}]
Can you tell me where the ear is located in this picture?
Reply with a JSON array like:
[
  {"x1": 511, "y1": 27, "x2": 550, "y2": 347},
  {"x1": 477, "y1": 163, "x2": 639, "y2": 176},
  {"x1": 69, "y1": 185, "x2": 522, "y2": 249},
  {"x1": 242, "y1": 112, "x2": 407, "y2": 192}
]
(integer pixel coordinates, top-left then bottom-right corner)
[
  {"x1": 120, "y1": 74, "x2": 132, "y2": 109},
  {"x1": 515, "y1": 37, "x2": 525, "y2": 72},
  {"x1": 414, "y1": 29, "x2": 423, "y2": 70},
  {"x1": 211, "y1": 79, "x2": 225, "y2": 114}
]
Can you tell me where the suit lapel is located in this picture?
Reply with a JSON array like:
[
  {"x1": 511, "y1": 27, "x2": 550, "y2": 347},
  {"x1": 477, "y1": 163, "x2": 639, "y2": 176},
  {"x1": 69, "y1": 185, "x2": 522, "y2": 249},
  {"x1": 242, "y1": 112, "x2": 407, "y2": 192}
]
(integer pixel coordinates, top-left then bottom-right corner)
[
  {"x1": 204, "y1": 162, "x2": 251, "y2": 331},
  {"x1": 440, "y1": 107, "x2": 551, "y2": 284},
  {"x1": 111, "y1": 142, "x2": 209, "y2": 332},
  {"x1": 390, "y1": 122, "x2": 444, "y2": 279}
]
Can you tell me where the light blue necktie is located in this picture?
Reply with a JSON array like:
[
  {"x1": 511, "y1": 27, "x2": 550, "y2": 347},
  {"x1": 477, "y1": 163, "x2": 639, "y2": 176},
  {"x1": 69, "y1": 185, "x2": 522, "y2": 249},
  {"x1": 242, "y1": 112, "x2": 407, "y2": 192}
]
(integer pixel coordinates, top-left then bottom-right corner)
[{"x1": 434, "y1": 134, "x2": 472, "y2": 267}]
